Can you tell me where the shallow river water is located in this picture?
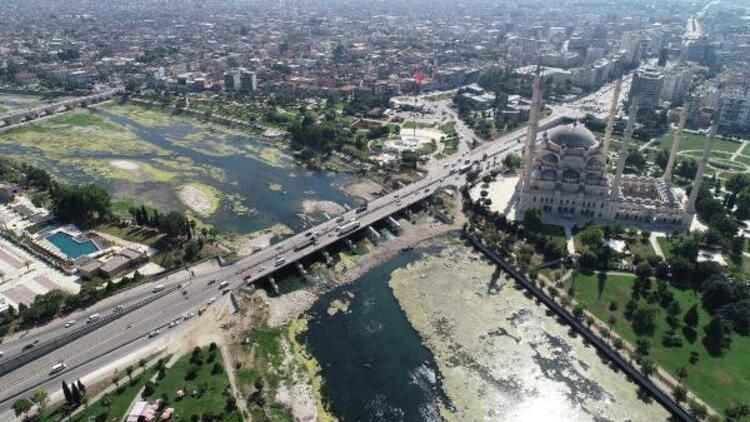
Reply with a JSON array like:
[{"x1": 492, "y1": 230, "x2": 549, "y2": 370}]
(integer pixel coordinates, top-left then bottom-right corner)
[{"x1": 303, "y1": 240, "x2": 671, "y2": 422}]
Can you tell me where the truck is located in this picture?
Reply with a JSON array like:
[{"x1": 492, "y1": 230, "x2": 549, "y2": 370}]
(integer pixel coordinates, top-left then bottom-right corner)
[{"x1": 336, "y1": 220, "x2": 361, "y2": 235}]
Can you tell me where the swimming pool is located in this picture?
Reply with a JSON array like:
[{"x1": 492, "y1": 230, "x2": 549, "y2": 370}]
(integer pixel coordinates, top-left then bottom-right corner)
[{"x1": 46, "y1": 232, "x2": 98, "y2": 259}]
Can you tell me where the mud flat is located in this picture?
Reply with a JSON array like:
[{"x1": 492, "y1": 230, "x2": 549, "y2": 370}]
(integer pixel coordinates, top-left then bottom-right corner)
[
  {"x1": 342, "y1": 179, "x2": 383, "y2": 201},
  {"x1": 177, "y1": 183, "x2": 220, "y2": 217},
  {"x1": 389, "y1": 239, "x2": 671, "y2": 422},
  {"x1": 302, "y1": 199, "x2": 346, "y2": 216}
]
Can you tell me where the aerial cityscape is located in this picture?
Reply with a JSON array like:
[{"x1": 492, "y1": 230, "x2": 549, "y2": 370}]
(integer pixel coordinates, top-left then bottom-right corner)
[{"x1": 0, "y1": 0, "x2": 750, "y2": 421}]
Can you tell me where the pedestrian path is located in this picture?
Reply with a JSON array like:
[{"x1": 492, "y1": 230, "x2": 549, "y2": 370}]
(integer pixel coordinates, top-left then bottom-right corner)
[{"x1": 731, "y1": 141, "x2": 748, "y2": 160}]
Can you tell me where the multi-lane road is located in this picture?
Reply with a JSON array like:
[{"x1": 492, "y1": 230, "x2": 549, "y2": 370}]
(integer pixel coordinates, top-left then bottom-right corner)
[
  {"x1": 0, "y1": 113, "x2": 537, "y2": 418},
  {"x1": 0, "y1": 77, "x2": 632, "y2": 418}
]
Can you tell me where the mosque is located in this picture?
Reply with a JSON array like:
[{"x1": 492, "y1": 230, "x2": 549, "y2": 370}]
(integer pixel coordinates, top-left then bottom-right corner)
[{"x1": 514, "y1": 74, "x2": 718, "y2": 229}]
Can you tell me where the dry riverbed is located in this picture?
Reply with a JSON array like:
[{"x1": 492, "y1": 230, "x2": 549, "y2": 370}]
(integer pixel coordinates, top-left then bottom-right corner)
[{"x1": 389, "y1": 239, "x2": 672, "y2": 422}]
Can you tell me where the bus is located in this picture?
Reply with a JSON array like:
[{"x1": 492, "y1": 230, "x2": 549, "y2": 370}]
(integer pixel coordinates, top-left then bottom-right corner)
[{"x1": 336, "y1": 220, "x2": 360, "y2": 235}]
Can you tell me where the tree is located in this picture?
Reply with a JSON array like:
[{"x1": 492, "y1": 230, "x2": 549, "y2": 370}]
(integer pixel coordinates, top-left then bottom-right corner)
[
  {"x1": 578, "y1": 225, "x2": 604, "y2": 251},
  {"x1": 673, "y1": 384, "x2": 687, "y2": 404},
  {"x1": 31, "y1": 388, "x2": 49, "y2": 414},
  {"x1": 70, "y1": 382, "x2": 82, "y2": 404},
  {"x1": 636, "y1": 338, "x2": 651, "y2": 356},
  {"x1": 126, "y1": 365, "x2": 134, "y2": 381},
  {"x1": 655, "y1": 149, "x2": 670, "y2": 170},
  {"x1": 632, "y1": 306, "x2": 657, "y2": 336},
  {"x1": 62, "y1": 380, "x2": 73, "y2": 405},
  {"x1": 704, "y1": 316, "x2": 731, "y2": 355},
  {"x1": 76, "y1": 379, "x2": 86, "y2": 397},
  {"x1": 689, "y1": 400, "x2": 708, "y2": 420},
  {"x1": 12, "y1": 398, "x2": 32, "y2": 420},
  {"x1": 640, "y1": 358, "x2": 655, "y2": 377},
  {"x1": 523, "y1": 208, "x2": 543, "y2": 229},
  {"x1": 502, "y1": 153, "x2": 522, "y2": 171},
  {"x1": 684, "y1": 304, "x2": 699, "y2": 328},
  {"x1": 635, "y1": 262, "x2": 653, "y2": 281},
  {"x1": 702, "y1": 277, "x2": 739, "y2": 311}
]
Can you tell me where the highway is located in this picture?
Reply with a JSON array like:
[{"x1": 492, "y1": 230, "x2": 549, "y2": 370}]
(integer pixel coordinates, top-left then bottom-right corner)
[
  {"x1": 0, "y1": 127, "x2": 529, "y2": 417},
  {"x1": 0, "y1": 78, "x2": 628, "y2": 418}
]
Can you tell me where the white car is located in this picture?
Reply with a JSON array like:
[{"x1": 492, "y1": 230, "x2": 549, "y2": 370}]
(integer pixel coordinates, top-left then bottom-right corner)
[
  {"x1": 148, "y1": 330, "x2": 160, "y2": 338},
  {"x1": 207, "y1": 297, "x2": 216, "y2": 305},
  {"x1": 64, "y1": 320, "x2": 77, "y2": 328}
]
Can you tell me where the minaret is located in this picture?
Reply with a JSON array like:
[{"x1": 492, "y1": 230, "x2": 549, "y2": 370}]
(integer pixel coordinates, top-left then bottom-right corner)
[
  {"x1": 663, "y1": 105, "x2": 688, "y2": 185},
  {"x1": 611, "y1": 100, "x2": 639, "y2": 199},
  {"x1": 602, "y1": 77, "x2": 623, "y2": 159},
  {"x1": 520, "y1": 71, "x2": 543, "y2": 192},
  {"x1": 683, "y1": 115, "x2": 718, "y2": 226}
]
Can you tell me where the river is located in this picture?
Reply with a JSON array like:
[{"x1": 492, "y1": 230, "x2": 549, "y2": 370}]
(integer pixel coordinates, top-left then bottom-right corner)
[{"x1": 302, "y1": 239, "x2": 671, "y2": 422}]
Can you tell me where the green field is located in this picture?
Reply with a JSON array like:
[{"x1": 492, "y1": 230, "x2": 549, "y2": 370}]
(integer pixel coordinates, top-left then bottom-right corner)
[
  {"x1": 146, "y1": 346, "x2": 241, "y2": 421},
  {"x1": 569, "y1": 272, "x2": 750, "y2": 414},
  {"x1": 659, "y1": 131, "x2": 742, "y2": 154}
]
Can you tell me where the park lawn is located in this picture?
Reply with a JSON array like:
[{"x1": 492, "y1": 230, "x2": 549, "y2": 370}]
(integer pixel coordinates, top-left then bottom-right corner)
[
  {"x1": 147, "y1": 347, "x2": 241, "y2": 422},
  {"x1": 625, "y1": 238, "x2": 658, "y2": 260},
  {"x1": 659, "y1": 131, "x2": 742, "y2": 154},
  {"x1": 735, "y1": 155, "x2": 750, "y2": 166},
  {"x1": 657, "y1": 237, "x2": 674, "y2": 259},
  {"x1": 39, "y1": 369, "x2": 154, "y2": 422},
  {"x1": 570, "y1": 272, "x2": 750, "y2": 414}
]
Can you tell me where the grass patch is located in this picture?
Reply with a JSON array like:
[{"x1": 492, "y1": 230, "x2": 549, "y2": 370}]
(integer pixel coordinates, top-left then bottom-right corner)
[
  {"x1": 625, "y1": 238, "x2": 657, "y2": 261},
  {"x1": 569, "y1": 272, "x2": 750, "y2": 413},
  {"x1": 39, "y1": 369, "x2": 154, "y2": 422},
  {"x1": 659, "y1": 132, "x2": 742, "y2": 154},
  {"x1": 96, "y1": 223, "x2": 164, "y2": 247},
  {"x1": 146, "y1": 347, "x2": 241, "y2": 421}
]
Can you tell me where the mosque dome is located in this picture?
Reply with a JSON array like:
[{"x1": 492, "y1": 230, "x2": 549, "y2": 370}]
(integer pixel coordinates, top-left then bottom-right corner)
[{"x1": 546, "y1": 124, "x2": 597, "y2": 148}]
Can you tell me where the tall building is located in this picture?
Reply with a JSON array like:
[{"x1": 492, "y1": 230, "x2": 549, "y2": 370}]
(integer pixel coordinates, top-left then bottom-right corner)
[
  {"x1": 628, "y1": 66, "x2": 664, "y2": 110},
  {"x1": 718, "y1": 87, "x2": 750, "y2": 134},
  {"x1": 239, "y1": 69, "x2": 257, "y2": 93}
]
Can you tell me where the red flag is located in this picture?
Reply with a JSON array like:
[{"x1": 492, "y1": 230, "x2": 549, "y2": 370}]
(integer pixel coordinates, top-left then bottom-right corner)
[{"x1": 414, "y1": 66, "x2": 423, "y2": 85}]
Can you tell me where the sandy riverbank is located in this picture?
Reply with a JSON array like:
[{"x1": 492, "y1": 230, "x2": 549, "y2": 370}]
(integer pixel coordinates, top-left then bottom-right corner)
[{"x1": 302, "y1": 199, "x2": 346, "y2": 216}]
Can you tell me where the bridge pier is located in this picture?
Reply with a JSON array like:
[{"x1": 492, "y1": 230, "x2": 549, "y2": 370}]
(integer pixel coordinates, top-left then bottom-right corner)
[
  {"x1": 322, "y1": 250, "x2": 334, "y2": 266},
  {"x1": 268, "y1": 277, "x2": 280, "y2": 296},
  {"x1": 296, "y1": 262, "x2": 307, "y2": 276},
  {"x1": 346, "y1": 239, "x2": 356, "y2": 252},
  {"x1": 387, "y1": 216, "x2": 401, "y2": 233},
  {"x1": 367, "y1": 226, "x2": 381, "y2": 243}
]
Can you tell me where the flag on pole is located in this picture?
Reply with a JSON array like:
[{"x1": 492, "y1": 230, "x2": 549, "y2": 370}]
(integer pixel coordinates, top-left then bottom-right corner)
[{"x1": 413, "y1": 66, "x2": 424, "y2": 85}]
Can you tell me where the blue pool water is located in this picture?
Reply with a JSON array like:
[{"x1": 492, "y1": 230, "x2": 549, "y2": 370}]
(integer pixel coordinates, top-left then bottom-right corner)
[{"x1": 46, "y1": 232, "x2": 98, "y2": 259}]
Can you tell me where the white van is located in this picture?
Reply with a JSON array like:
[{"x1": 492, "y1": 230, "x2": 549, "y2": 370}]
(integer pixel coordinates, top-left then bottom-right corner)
[
  {"x1": 152, "y1": 284, "x2": 165, "y2": 293},
  {"x1": 50, "y1": 361, "x2": 66, "y2": 374}
]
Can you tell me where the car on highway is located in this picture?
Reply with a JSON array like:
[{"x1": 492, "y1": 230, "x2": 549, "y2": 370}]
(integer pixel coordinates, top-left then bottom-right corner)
[
  {"x1": 152, "y1": 284, "x2": 165, "y2": 293},
  {"x1": 87, "y1": 313, "x2": 100, "y2": 323},
  {"x1": 22, "y1": 340, "x2": 40, "y2": 351},
  {"x1": 0, "y1": 351, "x2": 4, "y2": 358},
  {"x1": 218, "y1": 281, "x2": 229, "y2": 289},
  {"x1": 64, "y1": 320, "x2": 77, "y2": 328},
  {"x1": 207, "y1": 279, "x2": 216, "y2": 286},
  {"x1": 207, "y1": 297, "x2": 216, "y2": 305},
  {"x1": 148, "y1": 329, "x2": 159, "y2": 338},
  {"x1": 49, "y1": 361, "x2": 66, "y2": 375}
]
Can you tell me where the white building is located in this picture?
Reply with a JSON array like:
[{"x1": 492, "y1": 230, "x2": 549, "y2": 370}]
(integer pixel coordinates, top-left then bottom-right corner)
[{"x1": 514, "y1": 74, "x2": 715, "y2": 229}]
